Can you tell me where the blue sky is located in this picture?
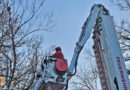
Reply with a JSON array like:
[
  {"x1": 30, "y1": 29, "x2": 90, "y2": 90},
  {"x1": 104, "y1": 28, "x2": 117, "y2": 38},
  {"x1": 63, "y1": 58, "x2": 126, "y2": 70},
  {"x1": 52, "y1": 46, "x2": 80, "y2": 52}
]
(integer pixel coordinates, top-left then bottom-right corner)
[{"x1": 41, "y1": 0, "x2": 130, "y2": 65}]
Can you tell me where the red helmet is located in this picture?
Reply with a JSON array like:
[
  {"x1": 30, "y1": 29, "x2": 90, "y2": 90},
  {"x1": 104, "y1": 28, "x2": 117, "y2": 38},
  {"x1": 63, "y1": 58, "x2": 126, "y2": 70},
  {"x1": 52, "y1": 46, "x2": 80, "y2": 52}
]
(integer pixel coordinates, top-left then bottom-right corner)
[{"x1": 55, "y1": 47, "x2": 61, "y2": 51}]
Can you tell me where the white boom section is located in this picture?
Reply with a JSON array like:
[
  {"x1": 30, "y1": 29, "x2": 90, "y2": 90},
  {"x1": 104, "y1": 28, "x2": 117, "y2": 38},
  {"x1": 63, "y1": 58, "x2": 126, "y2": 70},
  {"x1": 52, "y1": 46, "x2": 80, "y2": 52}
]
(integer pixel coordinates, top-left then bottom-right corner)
[
  {"x1": 101, "y1": 15, "x2": 130, "y2": 89},
  {"x1": 68, "y1": 5, "x2": 101, "y2": 75}
]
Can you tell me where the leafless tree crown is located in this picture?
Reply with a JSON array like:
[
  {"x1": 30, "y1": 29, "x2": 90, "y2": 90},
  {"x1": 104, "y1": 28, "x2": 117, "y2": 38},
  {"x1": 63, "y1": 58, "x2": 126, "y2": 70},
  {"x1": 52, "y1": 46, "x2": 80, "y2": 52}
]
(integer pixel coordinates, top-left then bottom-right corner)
[{"x1": 0, "y1": 0, "x2": 55, "y2": 89}]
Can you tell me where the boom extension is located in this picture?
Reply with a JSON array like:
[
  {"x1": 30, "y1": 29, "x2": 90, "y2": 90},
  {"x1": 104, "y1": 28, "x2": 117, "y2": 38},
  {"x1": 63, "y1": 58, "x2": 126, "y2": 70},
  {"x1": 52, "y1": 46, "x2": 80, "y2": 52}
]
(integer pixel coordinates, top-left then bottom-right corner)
[{"x1": 67, "y1": 4, "x2": 108, "y2": 75}]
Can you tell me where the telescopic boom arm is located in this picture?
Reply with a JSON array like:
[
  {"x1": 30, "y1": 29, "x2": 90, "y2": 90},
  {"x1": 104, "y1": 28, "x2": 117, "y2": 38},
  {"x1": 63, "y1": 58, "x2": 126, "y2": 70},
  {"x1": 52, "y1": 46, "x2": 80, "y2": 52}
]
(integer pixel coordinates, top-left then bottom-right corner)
[{"x1": 68, "y1": 4, "x2": 107, "y2": 75}]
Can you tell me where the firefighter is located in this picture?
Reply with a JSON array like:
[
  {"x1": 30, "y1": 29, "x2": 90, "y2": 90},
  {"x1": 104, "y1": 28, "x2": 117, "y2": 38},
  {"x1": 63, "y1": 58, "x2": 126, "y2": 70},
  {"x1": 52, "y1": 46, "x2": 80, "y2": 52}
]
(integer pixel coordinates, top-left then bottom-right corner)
[{"x1": 52, "y1": 47, "x2": 64, "y2": 59}]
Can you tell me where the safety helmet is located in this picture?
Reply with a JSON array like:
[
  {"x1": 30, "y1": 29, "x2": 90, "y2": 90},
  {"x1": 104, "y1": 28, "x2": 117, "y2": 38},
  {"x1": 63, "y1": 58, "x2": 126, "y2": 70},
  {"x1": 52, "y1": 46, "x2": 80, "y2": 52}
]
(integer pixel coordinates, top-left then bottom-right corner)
[{"x1": 55, "y1": 47, "x2": 61, "y2": 51}]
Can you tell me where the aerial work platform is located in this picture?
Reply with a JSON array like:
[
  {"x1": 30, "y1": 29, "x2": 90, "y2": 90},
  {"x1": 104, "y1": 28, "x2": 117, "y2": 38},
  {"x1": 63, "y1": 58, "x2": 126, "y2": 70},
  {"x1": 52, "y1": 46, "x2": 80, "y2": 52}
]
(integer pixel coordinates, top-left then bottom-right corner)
[{"x1": 33, "y1": 4, "x2": 130, "y2": 90}]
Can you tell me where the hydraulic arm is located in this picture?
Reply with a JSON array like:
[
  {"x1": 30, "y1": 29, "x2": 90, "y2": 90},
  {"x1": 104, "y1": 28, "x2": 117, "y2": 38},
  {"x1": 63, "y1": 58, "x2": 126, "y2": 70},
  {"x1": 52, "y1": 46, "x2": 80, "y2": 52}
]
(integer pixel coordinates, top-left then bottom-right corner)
[{"x1": 68, "y1": 4, "x2": 103, "y2": 75}]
